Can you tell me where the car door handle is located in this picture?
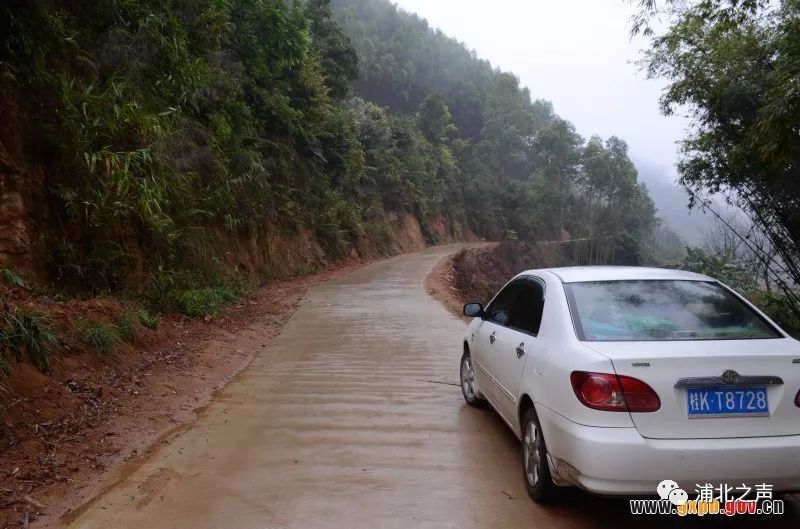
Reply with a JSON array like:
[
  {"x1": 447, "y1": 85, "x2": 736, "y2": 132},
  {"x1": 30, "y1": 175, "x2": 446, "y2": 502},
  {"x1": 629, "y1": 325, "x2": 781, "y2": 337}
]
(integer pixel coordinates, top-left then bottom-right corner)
[
  {"x1": 489, "y1": 331, "x2": 496, "y2": 344},
  {"x1": 516, "y1": 342, "x2": 525, "y2": 358}
]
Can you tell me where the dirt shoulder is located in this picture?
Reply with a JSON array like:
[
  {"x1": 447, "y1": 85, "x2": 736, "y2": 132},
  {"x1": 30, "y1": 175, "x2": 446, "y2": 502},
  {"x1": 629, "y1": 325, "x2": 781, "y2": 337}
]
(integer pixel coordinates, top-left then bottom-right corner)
[
  {"x1": 0, "y1": 258, "x2": 367, "y2": 529},
  {"x1": 425, "y1": 242, "x2": 565, "y2": 319},
  {"x1": 423, "y1": 248, "x2": 476, "y2": 322}
]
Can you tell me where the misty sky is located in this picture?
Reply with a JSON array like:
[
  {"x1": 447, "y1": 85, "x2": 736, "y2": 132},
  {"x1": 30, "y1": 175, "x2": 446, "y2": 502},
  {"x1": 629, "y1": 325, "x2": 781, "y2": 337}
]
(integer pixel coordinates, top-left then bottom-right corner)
[{"x1": 392, "y1": 0, "x2": 690, "y2": 184}]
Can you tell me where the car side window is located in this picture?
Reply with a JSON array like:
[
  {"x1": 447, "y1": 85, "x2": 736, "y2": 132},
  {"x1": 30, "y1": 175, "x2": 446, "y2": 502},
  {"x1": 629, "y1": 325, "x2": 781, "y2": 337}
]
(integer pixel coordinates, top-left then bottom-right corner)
[
  {"x1": 486, "y1": 284, "x2": 522, "y2": 326},
  {"x1": 508, "y1": 281, "x2": 545, "y2": 336}
]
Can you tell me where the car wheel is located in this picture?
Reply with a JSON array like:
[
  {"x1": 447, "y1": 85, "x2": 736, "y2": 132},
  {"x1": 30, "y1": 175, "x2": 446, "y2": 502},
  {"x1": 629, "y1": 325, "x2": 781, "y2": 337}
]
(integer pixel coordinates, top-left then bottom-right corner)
[
  {"x1": 460, "y1": 350, "x2": 486, "y2": 407},
  {"x1": 521, "y1": 407, "x2": 561, "y2": 503}
]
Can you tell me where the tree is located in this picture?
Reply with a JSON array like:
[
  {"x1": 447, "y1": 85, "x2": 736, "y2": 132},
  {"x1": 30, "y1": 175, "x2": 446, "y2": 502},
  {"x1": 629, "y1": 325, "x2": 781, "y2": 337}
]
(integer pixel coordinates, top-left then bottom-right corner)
[
  {"x1": 480, "y1": 73, "x2": 540, "y2": 181},
  {"x1": 580, "y1": 137, "x2": 658, "y2": 264},
  {"x1": 528, "y1": 118, "x2": 583, "y2": 235},
  {"x1": 637, "y1": 0, "x2": 800, "y2": 293},
  {"x1": 417, "y1": 92, "x2": 456, "y2": 144},
  {"x1": 681, "y1": 247, "x2": 755, "y2": 291},
  {"x1": 305, "y1": 0, "x2": 359, "y2": 99}
]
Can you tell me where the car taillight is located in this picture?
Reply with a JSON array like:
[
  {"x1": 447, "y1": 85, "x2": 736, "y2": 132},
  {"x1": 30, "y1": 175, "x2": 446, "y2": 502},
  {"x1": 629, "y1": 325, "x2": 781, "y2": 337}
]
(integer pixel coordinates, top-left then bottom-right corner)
[{"x1": 570, "y1": 371, "x2": 660, "y2": 412}]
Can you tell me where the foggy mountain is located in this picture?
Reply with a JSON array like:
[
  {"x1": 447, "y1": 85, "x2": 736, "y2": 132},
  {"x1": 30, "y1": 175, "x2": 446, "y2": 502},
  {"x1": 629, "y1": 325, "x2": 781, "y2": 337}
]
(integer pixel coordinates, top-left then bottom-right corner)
[{"x1": 634, "y1": 159, "x2": 714, "y2": 245}]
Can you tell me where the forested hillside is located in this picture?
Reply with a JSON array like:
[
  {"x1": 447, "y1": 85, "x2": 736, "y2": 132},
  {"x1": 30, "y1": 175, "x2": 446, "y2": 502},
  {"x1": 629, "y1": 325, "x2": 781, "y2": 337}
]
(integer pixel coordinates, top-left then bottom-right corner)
[
  {"x1": 2, "y1": 0, "x2": 663, "y2": 309},
  {"x1": 333, "y1": 0, "x2": 666, "y2": 264}
]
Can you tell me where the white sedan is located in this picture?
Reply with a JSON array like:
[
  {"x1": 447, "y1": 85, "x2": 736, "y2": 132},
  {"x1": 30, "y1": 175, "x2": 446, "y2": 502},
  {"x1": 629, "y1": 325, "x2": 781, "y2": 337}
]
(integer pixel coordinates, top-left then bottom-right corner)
[{"x1": 459, "y1": 266, "x2": 800, "y2": 502}]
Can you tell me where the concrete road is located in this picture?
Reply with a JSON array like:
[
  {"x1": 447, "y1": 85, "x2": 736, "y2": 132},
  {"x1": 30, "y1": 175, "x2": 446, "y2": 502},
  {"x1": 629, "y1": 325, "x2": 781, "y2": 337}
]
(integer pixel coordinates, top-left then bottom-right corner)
[{"x1": 70, "y1": 245, "x2": 800, "y2": 529}]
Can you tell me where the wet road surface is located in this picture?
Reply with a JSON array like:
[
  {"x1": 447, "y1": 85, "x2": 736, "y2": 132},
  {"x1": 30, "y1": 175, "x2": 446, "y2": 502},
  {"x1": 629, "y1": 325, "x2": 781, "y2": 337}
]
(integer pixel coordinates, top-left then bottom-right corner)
[{"x1": 71, "y1": 246, "x2": 800, "y2": 528}]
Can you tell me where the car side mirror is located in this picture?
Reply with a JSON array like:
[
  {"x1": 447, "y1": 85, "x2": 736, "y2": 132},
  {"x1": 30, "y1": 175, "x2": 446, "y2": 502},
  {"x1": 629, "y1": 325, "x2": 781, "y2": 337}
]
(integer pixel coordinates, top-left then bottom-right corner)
[{"x1": 463, "y1": 302, "x2": 484, "y2": 318}]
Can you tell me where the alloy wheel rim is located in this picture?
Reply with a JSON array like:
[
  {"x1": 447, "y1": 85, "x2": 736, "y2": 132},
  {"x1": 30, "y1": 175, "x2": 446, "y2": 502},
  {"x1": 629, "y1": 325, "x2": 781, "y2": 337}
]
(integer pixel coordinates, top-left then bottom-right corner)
[
  {"x1": 461, "y1": 357, "x2": 476, "y2": 400},
  {"x1": 524, "y1": 420, "x2": 541, "y2": 486}
]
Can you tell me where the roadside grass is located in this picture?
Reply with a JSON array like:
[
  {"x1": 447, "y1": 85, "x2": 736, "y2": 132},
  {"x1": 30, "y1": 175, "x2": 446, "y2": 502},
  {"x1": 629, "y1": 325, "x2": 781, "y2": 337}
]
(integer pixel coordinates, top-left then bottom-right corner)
[
  {"x1": 116, "y1": 310, "x2": 137, "y2": 341},
  {"x1": 0, "y1": 268, "x2": 25, "y2": 289},
  {"x1": 116, "y1": 306, "x2": 162, "y2": 340},
  {"x1": 0, "y1": 262, "x2": 237, "y2": 376},
  {"x1": 80, "y1": 320, "x2": 120, "y2": 359},
  {"x1": 136, "y1": 308, "x2": 160, "y2": 330},
  {"x1": 175, "y1": 287, "x2": 236, "y2": 318},
  {"x1": 149, "y1": 268, "x2": 240, "y2": 317},
  {"x1": 0, "y1": 308, "x2": 59, "y2": 373}
]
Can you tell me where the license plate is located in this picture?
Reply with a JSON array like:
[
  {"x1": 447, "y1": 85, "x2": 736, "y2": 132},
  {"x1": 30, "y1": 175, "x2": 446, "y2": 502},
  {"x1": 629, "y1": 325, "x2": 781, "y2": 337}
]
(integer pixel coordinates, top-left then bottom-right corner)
[{"x1": 686, "y1": 386, "x2": 769, "y2": 417}]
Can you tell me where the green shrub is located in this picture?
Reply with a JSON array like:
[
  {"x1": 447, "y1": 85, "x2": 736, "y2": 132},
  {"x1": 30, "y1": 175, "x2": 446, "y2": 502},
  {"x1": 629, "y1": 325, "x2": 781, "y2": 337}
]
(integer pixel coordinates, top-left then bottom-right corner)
[
  {"x1": 0, "y1": 308, "x2": 58, "y2": 373},
  {"x1": 137, "y1": 308, "x2": 160, "y2": 330},
  {"x1": 81, "y1": 322, "x2": 119, "y2": 358},
  {"x1": 116, "y1": 307, "x2": 161, "y2": 340},
  {"x1": 0, "y1": 268, "x2": 24, "y2": 289},
  {"x1": 175, "y1": 287, "x2": 236, "y2": 318},
  {"x1": 681, "y1": 247, "x2": 754, "y2": 291},
  {"x1": 176, "y1": 289, "x2": 220, "y2": 317},
  {"x1": 148, "y1": 270, "x2": 180, "y2": 313},
  {"x1": 212, "y1": 287, "x2": 236, "y2": 303},
  {"x1": 311, "y1": 187, "x2": 364, "y2": 259},
  {"x1": 116, "y1": 311, "x2": 136, "y2": 341},
  {"x1": 148, "y1": 268, "x2": 230, "y2": 312},
  {"x1": 746, "y1": 291, "x2": 800, "y2": 338}
]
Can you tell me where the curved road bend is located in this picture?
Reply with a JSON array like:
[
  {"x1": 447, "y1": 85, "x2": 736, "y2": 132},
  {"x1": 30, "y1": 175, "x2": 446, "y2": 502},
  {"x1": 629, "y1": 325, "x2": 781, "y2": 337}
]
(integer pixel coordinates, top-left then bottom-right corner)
[{"x1": 71, "y1": 245, "x2": 800, "y2": 529}]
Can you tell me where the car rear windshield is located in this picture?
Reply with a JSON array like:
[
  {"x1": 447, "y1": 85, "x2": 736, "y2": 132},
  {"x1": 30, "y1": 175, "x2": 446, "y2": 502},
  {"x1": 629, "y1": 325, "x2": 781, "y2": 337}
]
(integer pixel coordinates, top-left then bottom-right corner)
[{"x1": 565, "y1": 280, "x2": 781, "y2": 341}]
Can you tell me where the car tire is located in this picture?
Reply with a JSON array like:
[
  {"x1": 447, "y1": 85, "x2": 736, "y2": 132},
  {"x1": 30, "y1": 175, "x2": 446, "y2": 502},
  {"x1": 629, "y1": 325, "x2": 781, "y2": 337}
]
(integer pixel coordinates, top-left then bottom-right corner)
[
  {"x1": 521, "y1": 407, "x2": 561, "y2": 504},
  {"x1": 460, "y1": 350, "x2": 486, "y2": 407}
]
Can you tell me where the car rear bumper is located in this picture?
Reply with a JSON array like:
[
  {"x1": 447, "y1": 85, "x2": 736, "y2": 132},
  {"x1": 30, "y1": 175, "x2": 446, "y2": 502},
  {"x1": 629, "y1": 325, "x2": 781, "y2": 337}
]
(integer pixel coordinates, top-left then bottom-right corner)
[{"x1": 537, "y1": 405, "x2": 800, "y2": 495}]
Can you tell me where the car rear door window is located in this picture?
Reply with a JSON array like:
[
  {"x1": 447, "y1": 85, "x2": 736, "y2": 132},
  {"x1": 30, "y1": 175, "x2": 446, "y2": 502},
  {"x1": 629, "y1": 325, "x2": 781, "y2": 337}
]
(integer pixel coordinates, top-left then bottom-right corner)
[{"x1": 509, "y1": 281, "x2": 545, "y2": 335}]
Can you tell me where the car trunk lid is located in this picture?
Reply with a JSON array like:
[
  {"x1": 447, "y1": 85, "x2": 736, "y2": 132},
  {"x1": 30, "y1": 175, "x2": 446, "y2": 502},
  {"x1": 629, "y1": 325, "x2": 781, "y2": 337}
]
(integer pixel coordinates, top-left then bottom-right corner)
[{"x1": 585, "y1": 339, "x2": 800, "y2": 439}]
